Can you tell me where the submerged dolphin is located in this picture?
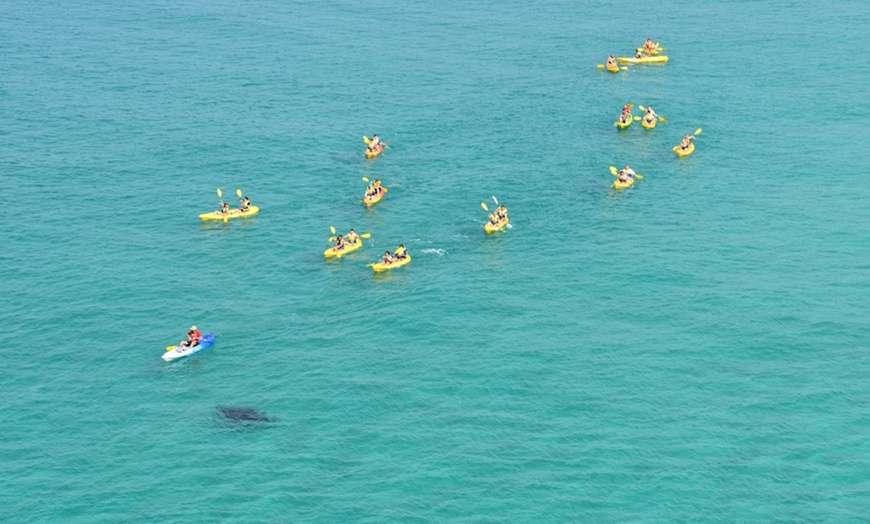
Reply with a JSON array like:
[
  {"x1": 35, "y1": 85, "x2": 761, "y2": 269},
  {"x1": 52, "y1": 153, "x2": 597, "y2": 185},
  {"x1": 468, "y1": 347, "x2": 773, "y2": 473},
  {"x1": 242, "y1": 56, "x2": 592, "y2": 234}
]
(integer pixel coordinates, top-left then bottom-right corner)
[{"x1": 216, "y1": 405, "x2": 272, "y2": 422}]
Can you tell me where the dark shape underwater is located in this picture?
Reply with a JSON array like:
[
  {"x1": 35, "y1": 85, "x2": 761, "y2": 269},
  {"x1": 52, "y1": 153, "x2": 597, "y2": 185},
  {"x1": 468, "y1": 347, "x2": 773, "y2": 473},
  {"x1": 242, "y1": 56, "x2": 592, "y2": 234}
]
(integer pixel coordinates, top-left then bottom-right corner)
[{"x1": 216, "y1": 405, "x2": 273, "y2": 423}]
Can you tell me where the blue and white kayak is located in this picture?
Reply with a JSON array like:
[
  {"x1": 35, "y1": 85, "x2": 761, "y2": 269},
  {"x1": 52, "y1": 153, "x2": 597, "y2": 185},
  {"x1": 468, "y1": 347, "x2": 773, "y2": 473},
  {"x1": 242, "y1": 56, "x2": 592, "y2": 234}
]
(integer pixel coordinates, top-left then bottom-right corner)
[{"x1": 162, "y1": 333, "x2": 216, "y2": 362}]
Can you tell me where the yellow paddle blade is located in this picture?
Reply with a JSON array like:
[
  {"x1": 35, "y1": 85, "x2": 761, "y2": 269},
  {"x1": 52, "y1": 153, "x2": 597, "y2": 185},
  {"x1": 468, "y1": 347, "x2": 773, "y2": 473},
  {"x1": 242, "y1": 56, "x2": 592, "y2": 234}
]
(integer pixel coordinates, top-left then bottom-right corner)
[
  {"x1": 695, "y1": 128, "x2": 703, "y2": 135},
  {"x1": 363, "y1": 135, "x2": 370, "y2": 144},
  {"x1": 362, "y1": 177, "x2": 369, "y2": 183},
  {"x1": 633, "y1": 116, "x2": 642, "y2": 121},
  {"x1": 216, "y1": 188, "x2": 223, "y2": 198},
  {"x1": 236, "y1": 189, "x2": 242, "y2": 197},
  {"x1": 166, "y1": 345, "x2": 177, "y2": 352},
  {"x1": 597, "y1": 64, "x2": 604, "y2": 69},
  {"x1": 672, "y1": 146, "x2": 679, "y2": 151},
  {"x1": 609, "y1": 166, "x2": 618, "y2": 175},
  {"x1": 626, "y1": 103, "x2": 634, "y2": 109},
  {"x1": 635, "y1": 174, "x2": 644, "y2": 179},
  {"x1": 480, "y1": 202, "x2": 489, "y2": 212},
  {"x1": 638, "y1": 105, "x2": 645, "y2": 111},
  {"x1": 328, "y1": 237, "x2": 335, "y2": 242},
  {"x1": 361, "y1": 233, "x2": 372, "y2": 238},
  {"x1": 330, "y1": 226, "x2": 336, "y2": 235},
  {"x1": 659, "y1": 116, "x2": 668, "y2": 123}
]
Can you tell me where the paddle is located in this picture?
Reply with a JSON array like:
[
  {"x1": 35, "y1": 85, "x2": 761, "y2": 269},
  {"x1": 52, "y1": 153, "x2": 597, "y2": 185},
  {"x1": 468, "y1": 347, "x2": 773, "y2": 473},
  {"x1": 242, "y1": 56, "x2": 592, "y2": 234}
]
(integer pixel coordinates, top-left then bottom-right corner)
[
  {"x1": 609, "y1": 165, "x2": 643, "y2": 180},
  {"x1": 165, "y1": 345, "x2": 177, "y2": 352},
  {"x1": 236, "y1": 189, "x2": 242, "y2": 198},
  {"x1": 363, "y1": 135, "x2": 370, "y2": 145},
  {"x1": 481, "y1": 202, "x2": 489, "y2": 212}
]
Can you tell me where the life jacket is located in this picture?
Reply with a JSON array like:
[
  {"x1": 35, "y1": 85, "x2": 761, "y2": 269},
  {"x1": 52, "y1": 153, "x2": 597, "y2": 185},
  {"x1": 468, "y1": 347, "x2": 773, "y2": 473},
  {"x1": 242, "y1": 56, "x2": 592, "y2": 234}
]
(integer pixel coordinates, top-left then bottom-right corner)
[{"x1": 395, "y1": 246, "x2": 406, "y2": 256}]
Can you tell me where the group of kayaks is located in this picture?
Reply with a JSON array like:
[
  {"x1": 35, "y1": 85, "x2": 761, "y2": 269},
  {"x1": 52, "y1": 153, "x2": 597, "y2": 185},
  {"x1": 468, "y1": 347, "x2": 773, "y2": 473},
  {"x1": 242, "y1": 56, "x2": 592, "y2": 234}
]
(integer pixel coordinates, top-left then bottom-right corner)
[
  {"x1": 603, "y1": 41, "x2": 702, "y2": 189},
  {"x1": 168, "y1": 133, "x2": 511, "y2": 360}
]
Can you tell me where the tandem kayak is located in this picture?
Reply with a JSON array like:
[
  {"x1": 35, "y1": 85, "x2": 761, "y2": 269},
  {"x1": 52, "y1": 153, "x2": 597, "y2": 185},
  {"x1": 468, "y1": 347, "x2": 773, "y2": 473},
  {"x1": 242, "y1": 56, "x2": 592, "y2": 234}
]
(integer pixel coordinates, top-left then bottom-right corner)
[
  {"x1": 163, "y1": 334, "x2": 216, "y2": 362},
  {"x1": 642, "y1": 117, "x2": 657, "y2": 130},
  {"x1": 613, "y1": 177, "x2": 635, "y2": 190},
  {"x1": 617, "y1": 56, "x2": 669, "y2": 64},
  {"x1": 364, "y1": 187, "x2": 388, "y2": 206},
  {"x1": 199, "y1": 206, "x2": 260, "y2": 221},
  {"x1": 324, "y1": 239, "x2": 362, "y2": 258},
  {"x1": 673, "y1": 142, "x2": 695, "y2": 157},
  {"x1": 371, "y1": 255, "x2": 411, "y2": 272},
  {"x1": 484, "y1": 216, "x2": 509, "y2": 233}
]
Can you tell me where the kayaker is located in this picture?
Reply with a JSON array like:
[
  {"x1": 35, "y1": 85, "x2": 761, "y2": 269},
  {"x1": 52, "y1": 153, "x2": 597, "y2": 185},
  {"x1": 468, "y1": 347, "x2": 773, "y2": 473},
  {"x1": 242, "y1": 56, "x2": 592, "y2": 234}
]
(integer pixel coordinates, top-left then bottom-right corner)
[
  {"x1": 381, "y1": 250, "x2": 394, "y2": 264},
  {"x1": 334, "y1": 235, "x2": 346, "y2": 250},
  {"x1": 679, "y1": 134, "x2": 695, "y2": 150},
  {"x1": 373, "y1": 179, "x2": 382, "y2": 194},
  {"x1": 616, "y1": 166, "x2": 636, "y2": 183},
  {"x1": 635, "y1": 48, "x2": 648, "y2": 59},
  {"x1": 643, "y1": 39, "x2": 657, "y2": 52},
  {"x1": 368, "y1": 134, "x2": 381, "y2": 151},
  {"x1": 619, "y1": 105, "x2": 632, "y2": 123},
  {"x1": 394, "y1": 244, "x2": 407, "y2": 259},
  {"x1": 606, "y1": 54, "x2": 617, "y2": 69},
  {"x1": 643, "y1": 106, "x2": 658, "y2": 124},
  {"x1": 220, "y1": 202, "x2": 230, "y2": 215},
  {"x1": 239, "y1": 195, "x2": 251, "y2": 211},
  {"x1": 489, "y1": 212, "x2": 500, "y2": 225},
  {"x1": 346, "y1": 229, "x2": 360, "y2": 243},
  {"x1": 496, "y1": 206, "x2": 508, "y2": 220},
  {"x1": 179, "y1": 326, "x2": 202, "y2": 349}
]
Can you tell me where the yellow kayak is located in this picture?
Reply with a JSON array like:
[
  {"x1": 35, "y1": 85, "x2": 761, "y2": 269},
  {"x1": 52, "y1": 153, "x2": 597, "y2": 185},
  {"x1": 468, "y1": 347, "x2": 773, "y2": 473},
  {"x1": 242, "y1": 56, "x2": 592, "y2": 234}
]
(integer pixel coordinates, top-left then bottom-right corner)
[
  {"x1": 617, "y1": 56, "x2": 668, "y2": 64},
  {"x1": 613, "y1": 177, "x2": 635, "y2": 189},
  {"x1": 615, "y1": 113, "x2": 633, "y2": 129},
  {"x1": 484, "y1": 216, "x2": 509, "y2": 233},
  {"x1": 371, "y1": 255, "x2": 411, "y2": 272},
  {"x1": 605, "y1": 62, "x2": 619, "y2": 73},
  {"x1": 324, "y1": 239, "x2": 362, "y2": 258},
  {"x1": 673, "y1": 142, "x2": 695, "y2": 157},
  {"x1": 642, "y1": 117, "x2": 657, "y2": 130},
  {"x1": 199, "y1": 205, "x2": 260, "y2": 221},
  {"x1": 364, "y1": 187, "x2": 388, "y2": 206}
]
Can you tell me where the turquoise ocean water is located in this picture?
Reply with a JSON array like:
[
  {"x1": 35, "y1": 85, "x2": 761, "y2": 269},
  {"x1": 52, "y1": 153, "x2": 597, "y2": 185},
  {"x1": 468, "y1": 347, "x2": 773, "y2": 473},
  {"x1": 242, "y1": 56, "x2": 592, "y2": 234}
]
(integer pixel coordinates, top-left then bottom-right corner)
[{"x1": 3, "y1": 0, "x2": 870, "y2": 520}]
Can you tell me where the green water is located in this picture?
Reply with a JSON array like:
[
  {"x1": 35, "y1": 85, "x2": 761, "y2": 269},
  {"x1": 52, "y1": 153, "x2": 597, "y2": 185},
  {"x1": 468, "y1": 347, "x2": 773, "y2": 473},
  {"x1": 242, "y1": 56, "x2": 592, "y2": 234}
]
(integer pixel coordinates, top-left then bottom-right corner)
[{"x1": 3, "y1": 0, "x2": 870, "y2": 520}]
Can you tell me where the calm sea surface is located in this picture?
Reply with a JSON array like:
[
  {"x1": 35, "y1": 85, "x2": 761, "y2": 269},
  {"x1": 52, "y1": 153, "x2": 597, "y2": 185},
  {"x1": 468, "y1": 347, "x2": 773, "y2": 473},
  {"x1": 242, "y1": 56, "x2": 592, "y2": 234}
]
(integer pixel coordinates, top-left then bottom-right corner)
[{"x1": 2, "y1": 0, "x2": 870, "y2": 521}]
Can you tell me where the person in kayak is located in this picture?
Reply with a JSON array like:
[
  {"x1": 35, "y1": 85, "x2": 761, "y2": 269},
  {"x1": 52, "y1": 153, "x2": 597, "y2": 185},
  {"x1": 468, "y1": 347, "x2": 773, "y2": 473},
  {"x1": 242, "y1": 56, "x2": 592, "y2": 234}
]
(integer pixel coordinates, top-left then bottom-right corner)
[
  {"x1": 643, "y1": 106, "x2": 658, "y2": 125},
  {"x1": 495, "y1": 206, "x2": 508, "y2": 220},
  {"x1": 367, "y1": 134, "x2": 381, "y2": 152},
  {"x1": 179, "y1": 326, "x2": 202, "y2": 349},
  {"x1": 617, "y1": 166, "x2": 636, "y2": 184},
  {"x1": 219, "y1": 202, "x2": 230, "y2": 215},
  {"x1": 381, "y1": 250, "x2": 394, "y2": 264},
  {"x1": 635, "y1": 48, "x2": 648, "y2": 59},
  {"x1": 643, "y1": 39, "x2": 657, "y2": 52},
  {"x1": 334, "y1": 235, "x2": 346, "y2": 250},
  {"x1": 619, "y1": 104, "x2": 632, "y2": 124},
  {"x1": 346, "y1": 229, "x2": 360, "y2": 244},
  {"x1": 679, "y1": 134, "x2": 695, "y2": 151},
  {"x1": 239, "y1": 195, "x2": 251, "y2": 211},
  {"x1": 394, "y1": 244, "x2": 407, "y2": 259},
  {"x1": 605, "y1": 54, "x2": 617, "y2": 69}
]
